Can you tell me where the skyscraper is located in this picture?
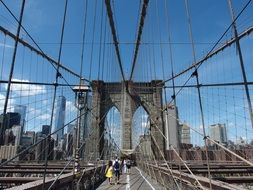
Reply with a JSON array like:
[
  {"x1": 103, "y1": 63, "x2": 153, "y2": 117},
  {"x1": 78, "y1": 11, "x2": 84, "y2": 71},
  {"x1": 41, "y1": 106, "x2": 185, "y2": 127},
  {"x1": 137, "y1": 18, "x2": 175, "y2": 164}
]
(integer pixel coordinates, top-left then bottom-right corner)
[
  {"x1": 180, "y1": 124, "x2": 191, "y2": 144},
  {"x1": 164, "y1": 105, "x2": 180, "y2": 150},
  {"x1": 0, "y1": 112, "x2": 21, "y2": 130},
  {"x1": 42, "y1": 125, "x2": 50, "y2": 136},
  {"x1": 14, "y1": 105, "x2": 26, "y2": 133},
  {"x1": 209, "y1": 123, "x2": 227, "y2": 146},
  {"x1": 11, "y1": 125, "x2": 22, "y2": 146},
  {"x1": 52, "y1": 96, "x2": 66, "y2": 143},
  {"x1": 0, "y1": 112, "x2": 21, "y2": 145}
]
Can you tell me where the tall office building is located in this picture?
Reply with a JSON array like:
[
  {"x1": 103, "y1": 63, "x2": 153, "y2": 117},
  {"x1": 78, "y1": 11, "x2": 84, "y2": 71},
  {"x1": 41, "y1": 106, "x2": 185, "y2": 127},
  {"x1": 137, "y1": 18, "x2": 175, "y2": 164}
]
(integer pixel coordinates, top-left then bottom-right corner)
[
  {"x1": 0, "y1": 112, "x2": 21, "y2": 145},
  {"x1": 11, "y1": 125, "x2": 22, "y2": 146},
  {"x1": 180, "y1": 124, "x2": 191, "y2": 144},
  {"x1": 164, "y1": 105, "x2": 180, "y2": 149},
  {"x1": 209, "y1": 123, "x2": 227, "y2": 145},
  {"x1": 14, "y1": 105, "x2": 26, "y2": 133},
  {"x1": 35, "y1": 132, "x2": 54, "y2": 160},
  {"x1": 21, "y1": 131, "x2": 35, "y2": 146},
  {"x1": 52, "y1": 96, "x2": 66, "y2": 143},
  {"x1": 42, "y1": 125, "x2": 50, "y2": 136},
  {"x1": 0, "y1": 112, "x2": 21, "y2": 130}
]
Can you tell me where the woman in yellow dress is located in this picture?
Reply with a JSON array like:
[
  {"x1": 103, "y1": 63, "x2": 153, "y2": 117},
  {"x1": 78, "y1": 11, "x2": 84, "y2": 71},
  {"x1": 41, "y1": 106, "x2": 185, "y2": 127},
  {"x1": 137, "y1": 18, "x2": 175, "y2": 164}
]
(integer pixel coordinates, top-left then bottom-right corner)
[{"x1": 105, "y1": 160, "x2": 113, "y2": 184}]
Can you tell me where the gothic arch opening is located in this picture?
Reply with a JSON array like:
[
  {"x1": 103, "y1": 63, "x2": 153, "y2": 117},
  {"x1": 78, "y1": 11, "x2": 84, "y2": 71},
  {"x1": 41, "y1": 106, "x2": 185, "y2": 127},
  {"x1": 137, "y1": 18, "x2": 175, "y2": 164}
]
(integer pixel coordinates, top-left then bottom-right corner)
[
  {"x1": 132, "y1": 106, "x2": 149, "y2": 149},
  {"x1": 104, "y1": 106, "x2": 122, "y2": 158}
]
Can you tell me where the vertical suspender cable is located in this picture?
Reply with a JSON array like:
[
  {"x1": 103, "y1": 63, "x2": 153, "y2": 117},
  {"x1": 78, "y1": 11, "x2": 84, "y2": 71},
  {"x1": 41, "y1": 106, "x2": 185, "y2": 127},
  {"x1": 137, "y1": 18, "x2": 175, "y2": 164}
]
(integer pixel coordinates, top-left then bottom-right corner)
[
  {"x1": 0, "y1": 34, "x2": 6, "y2": 92},
  {"x1": 101, "y1": 13, "x2": 107, "y2": 81},
  {"x1": 227, "y1": 0, "x2": 253, "y2": 128},
  {"x1": 88, "y1": 0, "x2": 98, "y2": 81},
  {"x1": 1, "y1": 0, "x2": 25, "y2": 144},
  {"x1": 74, "y1": 1, "x2": 89, "y2": 188},
  {"x1": 98, "y1": 0, "x2": 105, "y2": 81},
  {"x1": 184, "y1": 0, "x2": 212, "y2": 189},
  {"x1": 164, "y1": 0, "x2": 176, "y2": 106},
  {"x1": 79, "y1": 0, "x2": 88, "y2": 80},
  {"x1": 43, "y1": 0, "x2": 68, "y2": 187},
  {"x1": 155, "y1": 0, "x2": 165, "y2": 80}
]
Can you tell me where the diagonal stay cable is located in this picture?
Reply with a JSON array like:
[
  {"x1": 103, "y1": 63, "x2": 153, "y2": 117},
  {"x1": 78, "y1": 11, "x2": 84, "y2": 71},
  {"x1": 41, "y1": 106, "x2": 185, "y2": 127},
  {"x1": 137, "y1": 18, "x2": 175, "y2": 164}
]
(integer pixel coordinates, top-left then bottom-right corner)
[
  {"x1": 47, "y1": 159, "x2": 74, "y2": 190},
  {"x1": 0, "y1": 106, "x2": 89, "y2": 167},
  {"x1": 164, "y1": 106, "x2": 253, "y2": 167},
  {"x1": 129, "y1": 0, "x2": 149, "y2": 81},
  {"x1": 160, "y1": 0, "x2": 252, "y2": 86},
  {"x1": 48, "y1": 134, "x2": 94, "y2": 190},
  {"x1": 48, "y1": 130, "x2": 97, "y2": 190},
  {"x1": 170, "y1": 145, "x2": 204, "y2": 190},
  {"x1": 0, "y1": 0, "x2": 91, "y2": 85},
  {"x1": 0, "y1": 25, "x2": 84, "y2": 81},
  {"x1": 149, "y1": 132, "x2": 181, "y2": 190}
]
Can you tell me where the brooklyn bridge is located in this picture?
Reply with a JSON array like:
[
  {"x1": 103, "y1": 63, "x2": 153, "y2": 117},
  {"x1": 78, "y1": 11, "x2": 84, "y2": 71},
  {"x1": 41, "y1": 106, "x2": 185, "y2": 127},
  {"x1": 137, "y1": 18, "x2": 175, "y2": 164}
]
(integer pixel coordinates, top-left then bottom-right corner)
[{"x1": 0, "y1": 0, "x2": 253, "y2": 189}]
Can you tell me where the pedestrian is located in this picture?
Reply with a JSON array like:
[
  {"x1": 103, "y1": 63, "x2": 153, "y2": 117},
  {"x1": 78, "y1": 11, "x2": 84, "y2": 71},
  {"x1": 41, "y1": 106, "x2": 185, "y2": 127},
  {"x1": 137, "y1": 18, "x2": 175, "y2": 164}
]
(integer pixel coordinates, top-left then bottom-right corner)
[
  {"x1": 126, "y1": 159, "x2": 131, "y2": 174},
  {"x1": 113, "y1": 158, "x2": 121, "y2": 184},
  {"x1": 122, "y1": 159, "x2": 127, "y2": 174},
  {"x1": 105, "y1": 160, "x2": 113, "y2": 185}
]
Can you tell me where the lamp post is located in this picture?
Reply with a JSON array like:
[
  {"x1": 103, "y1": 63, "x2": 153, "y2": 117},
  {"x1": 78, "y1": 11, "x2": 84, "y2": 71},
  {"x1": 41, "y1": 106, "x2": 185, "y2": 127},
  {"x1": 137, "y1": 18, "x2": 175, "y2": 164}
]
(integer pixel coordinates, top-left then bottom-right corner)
[{"x1": 73, "y1": 79, "x2": 90, "y2": 179}]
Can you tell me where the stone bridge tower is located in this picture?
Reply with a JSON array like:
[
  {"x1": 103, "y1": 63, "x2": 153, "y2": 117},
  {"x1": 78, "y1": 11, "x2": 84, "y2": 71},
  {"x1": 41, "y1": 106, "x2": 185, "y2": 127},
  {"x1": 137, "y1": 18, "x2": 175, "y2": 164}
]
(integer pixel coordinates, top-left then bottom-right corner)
[{"x1": 86, "y1": 80, "x2": 165, "y2": 159}]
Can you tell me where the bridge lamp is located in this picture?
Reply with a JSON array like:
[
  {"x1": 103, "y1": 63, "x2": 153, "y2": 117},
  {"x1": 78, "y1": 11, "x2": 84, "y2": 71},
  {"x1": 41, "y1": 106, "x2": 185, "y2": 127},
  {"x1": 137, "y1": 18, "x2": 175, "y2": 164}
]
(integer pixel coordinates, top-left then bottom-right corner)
[
  {"x1": 73, "y1": 83, "x2": 90, "y2": 109},
  {"x1": 73, "y1": 79, "x2": 90, "y2": 175}
]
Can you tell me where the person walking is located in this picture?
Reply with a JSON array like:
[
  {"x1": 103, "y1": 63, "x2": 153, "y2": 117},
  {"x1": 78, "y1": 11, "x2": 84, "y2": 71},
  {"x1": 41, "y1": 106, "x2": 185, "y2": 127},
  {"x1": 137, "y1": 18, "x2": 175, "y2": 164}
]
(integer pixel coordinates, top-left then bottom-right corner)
[
  {"x1": 122, "y1": 159, "x2": 127, "y2": 174},
  {"x1": 126, "y1": 159, "x2": 131, "y2": 174},
  {"x1": 105, "y1": 160, "x2": 113, "y2": 185},
  {"x1": 113, "y1": 158, "x2": 121, "y2": 184}
]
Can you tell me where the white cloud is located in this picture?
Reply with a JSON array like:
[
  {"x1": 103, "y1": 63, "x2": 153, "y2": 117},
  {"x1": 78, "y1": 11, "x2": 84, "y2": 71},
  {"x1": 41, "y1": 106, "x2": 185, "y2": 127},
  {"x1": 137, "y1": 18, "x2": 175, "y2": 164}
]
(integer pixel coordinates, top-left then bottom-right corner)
[
  {"x1": 5, "y1": 78, "x2": 46, "y2": 96},
  {"x1": 38, "y1": 113, "x2": 51, "y2": 120},
  {"x1": 0, "y1": 93, "x2": 15, "y2": 112},
  {"x1": 0, "y1": 43, "x2": 14, "y2": 49},
  {"x1": 42, "y1": 99, "x2": 48, "y2": 105},
  {"x1": 27, "y1": 107, "x2": 51, "y2": 123},
  {"x1": 228, "y1": 122, "x2": 234, "y2": 128},
  {"x1": 28, "y1": 107, "x2": 41, "y2": 115}
]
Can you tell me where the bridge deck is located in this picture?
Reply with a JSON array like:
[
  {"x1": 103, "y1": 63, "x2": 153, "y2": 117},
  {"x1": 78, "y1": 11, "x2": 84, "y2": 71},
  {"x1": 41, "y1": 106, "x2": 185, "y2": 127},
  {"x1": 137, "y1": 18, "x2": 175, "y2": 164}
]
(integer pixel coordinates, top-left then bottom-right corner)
[{"x1": 97, "y1": 167, "x2": 162, "y2": 190}]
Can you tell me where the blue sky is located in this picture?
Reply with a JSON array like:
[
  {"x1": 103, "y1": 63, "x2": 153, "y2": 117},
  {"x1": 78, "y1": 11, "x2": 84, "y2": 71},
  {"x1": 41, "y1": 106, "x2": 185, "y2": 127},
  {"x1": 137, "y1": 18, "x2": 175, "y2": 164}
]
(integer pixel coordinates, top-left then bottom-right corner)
[{"x1": 1, "y1": 0, "x2": 253, "y2": 148}]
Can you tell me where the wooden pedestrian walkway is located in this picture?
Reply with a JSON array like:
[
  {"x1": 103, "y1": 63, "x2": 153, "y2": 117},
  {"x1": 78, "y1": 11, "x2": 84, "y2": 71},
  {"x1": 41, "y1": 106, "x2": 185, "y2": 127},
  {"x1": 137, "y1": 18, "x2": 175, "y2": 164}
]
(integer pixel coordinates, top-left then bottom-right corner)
[{"x1": 97, "y1": 167, "x2": 162, "y2": 190}]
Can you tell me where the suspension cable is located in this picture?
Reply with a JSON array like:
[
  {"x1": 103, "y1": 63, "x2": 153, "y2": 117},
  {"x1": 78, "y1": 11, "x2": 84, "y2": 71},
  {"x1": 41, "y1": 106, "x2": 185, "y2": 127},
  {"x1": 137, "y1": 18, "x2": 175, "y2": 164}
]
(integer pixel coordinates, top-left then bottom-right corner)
[
  {"x1": 129, "y1": 0, "x2": 149, "y2": 81},
  {"x1": 160, "y1": 0, "x2": 252, "y2": 86},
  {"x1": 184, "y1": 0, "x2": 212, "y2": 189},
  {"x1": 227, "y1": 0, "x2": 253, "y2": 128},
  {"x1": 1, "y1": 0, "x2": 25, "y2": 145},
  {"x1": 149, "y1": 132, "x2": 181, "y2": 189},
  {"x1": 104, "y1": 0, "x2": 126, "y2": 84},
  {"x1": 43, "y1": 0, "x2": 69, "y2": 186},
  {"x1": 0, "y1": 0, "x2": 90, "y2": 85},
  {"x1": 170, "y1": 145, "x2": 204, "y2": 190}
]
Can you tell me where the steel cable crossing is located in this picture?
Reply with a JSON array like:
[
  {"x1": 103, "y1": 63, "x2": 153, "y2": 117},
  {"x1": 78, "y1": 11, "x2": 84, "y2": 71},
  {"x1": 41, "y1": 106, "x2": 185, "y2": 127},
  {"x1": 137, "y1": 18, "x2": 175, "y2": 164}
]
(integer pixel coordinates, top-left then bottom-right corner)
[
  {"x1": 158, "y1": 0, "x2": 253, "y2": 118},
  {"x1": 161, "y1": 0, "x2": 252, "y2": 85},
  {"x1": 1, "y1": 1, "x2": 128, "y2": 189},
  {"x1": 42, "y1": 0, "x2": 69, "y2": 187},
  {"x1": 0, "y1": 0, "x2": 90, "y2": 84}
]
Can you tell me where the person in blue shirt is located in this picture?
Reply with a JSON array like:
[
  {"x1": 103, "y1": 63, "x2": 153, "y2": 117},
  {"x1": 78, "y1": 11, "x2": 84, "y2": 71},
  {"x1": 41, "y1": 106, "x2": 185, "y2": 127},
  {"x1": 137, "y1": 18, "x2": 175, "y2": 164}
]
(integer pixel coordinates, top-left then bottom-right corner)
[{"x1": 113, "y1": 157, "x2": 121, "y2": 184}]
